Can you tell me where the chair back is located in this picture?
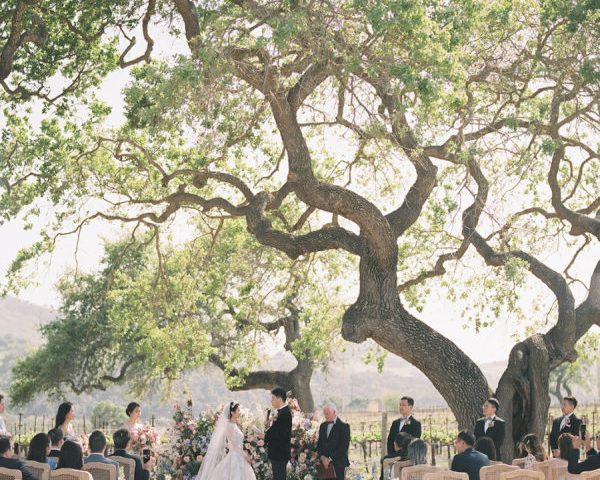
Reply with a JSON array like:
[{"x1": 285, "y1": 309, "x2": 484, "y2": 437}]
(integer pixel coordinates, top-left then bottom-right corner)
[
  {"x1": 422, "y1": 472, "x2": 469, "y2": 480},
  {"x1": 479, "y1": 464, "x2": 519, "y2": 480},
  {"x1": 400, "y1": 465, "x2": 440, "y2": 480},
  {"x1": 533, "y1": 460, "x2": 549, "y2": 479},
  {"x1": 0, "y1": 467, "x2": 22, "y2": 480},
  {"x1": 581, "y1": 470, "x2": 600, "y2": 479},
  {"x1": 24, "y1": 461, "x2": 50, "y2": 480},
  {"x1": 511, "y1": 458, "x2": 526, "y2": 469},
  {"x1": 49, "y1": 469, "x2": 92, "y2": 480},
  {"x1": 548, "y1": 458, "x2": 570, "y2": 480},
  {"x1": 391, "y1": 460, "x2": 413, "y2": 480},
  {"x1": 110, "y1": 458, "x2": 134, "y2": 480},
  {"x1": 500, "y1": 470, "x2": 544, "y2": 479},
  {"x1": 82, "y1": 463, "x2": 116, "y2": 480},
  {"x1": 383, "y1": 458, "x2": 399, "y2": 479}
]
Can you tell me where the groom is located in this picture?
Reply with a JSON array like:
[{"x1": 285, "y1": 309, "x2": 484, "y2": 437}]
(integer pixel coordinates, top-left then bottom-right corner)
[{"x1": 264, "y1": 387, "x2": 292, "y2": 480}]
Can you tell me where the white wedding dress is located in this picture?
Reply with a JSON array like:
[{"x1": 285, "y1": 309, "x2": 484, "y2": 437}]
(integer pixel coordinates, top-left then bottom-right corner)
[
  {"x1": 207, "y1": 422, "x2": 256, "y2": 480},
  {"x1": 197, "y1": 412, "x2": 256, "y2": 480}
]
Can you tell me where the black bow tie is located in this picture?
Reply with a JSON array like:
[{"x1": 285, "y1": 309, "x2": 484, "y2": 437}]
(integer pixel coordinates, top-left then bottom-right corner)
[{"x1": 326, "y1": 421, "x2": 334, "y2": 425}]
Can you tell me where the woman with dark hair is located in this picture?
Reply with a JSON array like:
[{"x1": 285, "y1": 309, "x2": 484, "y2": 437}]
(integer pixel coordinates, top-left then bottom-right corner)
[
  {"x1": 518, "y1": 433, "x2": 547, "y2": 468},
  {"x1": 57, "y1": 440, "x2": 83, "y2": 470},
  {"x1": 27, "y1": 433, "x2": 56, "y2": 469},
  {"x1": 55, "y1": 402, "x2": 77, "y2": 442},
  {"x1": 474, "y1": 436, "x2": 497, "y2": 462},
  {"x1": 124, "y1": 402, "x2": 142, "y2": 432},
  {"x1": 558, "y1": 433, "x2": 573, "y2": 460}
]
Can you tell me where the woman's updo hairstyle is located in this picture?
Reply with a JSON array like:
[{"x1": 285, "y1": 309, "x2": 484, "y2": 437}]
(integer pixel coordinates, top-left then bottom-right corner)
[{"x1": 229, "y1": 402, "x2": 240, "y2": 417}]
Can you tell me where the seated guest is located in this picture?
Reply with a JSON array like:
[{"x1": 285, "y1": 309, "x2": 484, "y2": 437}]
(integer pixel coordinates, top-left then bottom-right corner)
[
  {"x1": 110, "y1": 429, "x2": 153, "y2": 480},
  {"x1": 85, "y1": 431, "x2": 119, "y2": 478},
  {"x1": 474, "y1": 398, "x2": 505, "y2": 460},
  {"x1": 0, "y1": 436, "x2": 36, "y2": 480},
  {"x1": 567, "y1": 433, "x2": 600, "y2": 474},
  {"x1": 379, "y1": 432, "x2": 412, "y2": 480},
  {"x1": 474, "y1": 436, "x2": 497, "y2": 462},
  {"x1": 27, "y1": 432, "x2": 56, "y2": 470},
  {"x1": 518, "y1": 433, "x2": 546, "y2": 469},
  {"x1": 558, "y1": 433, "x2": 573, "y2": 460},
  {"x1": 451, "y1": 430, "x2": 490, "y2": 480},
  {"x1": 48, "y1": 428, "x2": 64, "y2": 457},
  {"x1": 406, "y1": 438, "x2": 428, "y2": 465},
  {"x1": 57, "y1": 440, "x2": 83, "y2": 470}
]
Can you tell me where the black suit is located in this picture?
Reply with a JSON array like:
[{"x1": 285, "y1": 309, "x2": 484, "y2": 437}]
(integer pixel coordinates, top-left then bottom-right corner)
[
  {"x1": 0, "y1": 456, "x2": 37, "y2": 480},
  {"x1": 49, "y1": 449, "x2": 61, "y2": 457},
  {"x1": 386, "y1": 416, "x2": 422, "y2": 454},
  {"x1": 110, "y1": 449, "x2": 149, "y2": 480},
  {"x1": 265, "y1": 405, "x2": 292, "y2": 480},
  {"x1": 474, "y1": 416, "x2": 506, "y2": 460},
  {"x1": 568, "y1": 448, "x2": 600, "y2": 474},
  {"x1": 451, "y1": 447, "x2": 490, "y2": 480},
  {"x1": 549, "y1": 413, "x2": 582, "y2": 451},
  {"x1": 317, "y1": 418, "x2": 351, "y2": 480}
]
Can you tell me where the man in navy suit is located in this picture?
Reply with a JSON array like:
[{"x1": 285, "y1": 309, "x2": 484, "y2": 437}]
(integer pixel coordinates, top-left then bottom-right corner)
[
  {"x1": 386, "y1": 396, "x2": 422, "y2": 454},
  {"x1": 549, "y1": 396, "x2": 582, "y2": 457},
  {"x1": 0, "y1": 436, "x2": 36, "y2": 480},
  {"x1": 451, "y1": 430, "x2": 490, "y2": 480},
  {"x1": 85, "y1": 431, "x2": 120, "y2": 478},
  {"x1": 316, "y1": 404, "x2": 350, "y2": 480},
  {"x1": 110, "y1": 429, "x2": 153, "y2": 480},
  {"x1": 264, "y1": 387, "x2": 292, "y2": 480},
  {"x1": 474, "y1": 398, "x2": 506, "y2": 460}
]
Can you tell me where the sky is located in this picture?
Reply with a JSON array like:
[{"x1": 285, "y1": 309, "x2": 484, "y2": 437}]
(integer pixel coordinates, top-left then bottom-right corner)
[{"x1": 0, "y1": 23, "x2": 597, "y2": 367}]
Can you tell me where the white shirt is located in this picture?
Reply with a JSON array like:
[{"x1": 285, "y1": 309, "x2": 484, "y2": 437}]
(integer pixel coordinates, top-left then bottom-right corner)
[
  {"x1": 399, "y1": 415, "x2": 412, "y2": 431},
  {"x1": 560, "y1": 412, "x2": 573, "y2": 430},
  {"x1": 326, "y1": 417, "x2": 338, "y2": 438},
  {"x1": 484, "y1": 415, "x2": 496, "y2": 433}
]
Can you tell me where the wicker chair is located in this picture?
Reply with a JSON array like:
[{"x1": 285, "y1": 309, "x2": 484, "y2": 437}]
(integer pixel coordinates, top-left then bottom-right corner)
[
  {"x1": 400, "y1": 465, "x2": 441, "y2": 480},
  {"x1": 82, "y1": 463, "x2": 116, "y2": 480},
  {"x1": 110, "y1": 458, "x2": 135, "y2": 480},
  {"x1": 581, "y1": 470, "x2": 600, "y2": 479},
  {"x1": 49, "y1": 470, "x2": 92, "y2": 480},
  {"x1": 0, "y1": 467, "x2": 22, "y2": 480},
  {"x1": 422, "y1": 472, "x2": 469, "y2": 480},
  {"x1": 479, "y1": 464, "x2": 519, "y2": 480},
  {"x1": 391, "y1": 460, "x2": 413, "y2": 479},
  {"x1": 533, "y1": 460, "x2": 549, "y2": 479},
  {"x1": 383, "y1": 458, "x2": 399, "y2": 479},
  {"x1": 511, "y1": 458, "x2": 526, "y2": 469},
  {"x1": 23, "y1": 461, "x2": 50, "y2": 480},
  {"x1": 500, "y1": 470, "x2": 545, "y2": 479},
  {"x1": 548, "y1": 458, "x2": 571, "y2": 480}
]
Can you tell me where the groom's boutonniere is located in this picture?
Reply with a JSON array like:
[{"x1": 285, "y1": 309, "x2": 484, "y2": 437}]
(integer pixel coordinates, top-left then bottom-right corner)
[
  {"x1": 272, "y1": 410, "x2": 279, "y2": 422},
  {"x1": 405, "y1": 418, "x2": 412, "y2": 425},
  {"x1": 489, "y1": 421, "x2": 495, "y2": 428}
]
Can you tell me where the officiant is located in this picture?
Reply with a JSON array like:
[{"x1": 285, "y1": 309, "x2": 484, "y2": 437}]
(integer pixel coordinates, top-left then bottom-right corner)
[{"x1": 316, "y1": 403, "x2": 350, "y2": 480}]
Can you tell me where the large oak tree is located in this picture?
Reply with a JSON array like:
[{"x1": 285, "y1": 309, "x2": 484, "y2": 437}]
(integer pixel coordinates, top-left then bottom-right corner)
[{"x1": 1, "y1": 0, "x2": 600, "y2": 459}]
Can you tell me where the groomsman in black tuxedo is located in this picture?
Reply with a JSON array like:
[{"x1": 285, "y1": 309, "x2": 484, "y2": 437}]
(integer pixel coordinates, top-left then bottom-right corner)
[
  {"x1": 386, "y1": 396, "x2": 422, "y2": 454},
  {"x1": 317, "y1": 403, "x2": 350, "y2": 480},
  {"x1": 474, "y1": 398, "x2": 506, "y2": 460},
  {"x1": 264, "y1": 387, "x2": 292, "y2": 480},
  {"x1": 549, "y1": 396, "x2": 582, "y2": 457}
]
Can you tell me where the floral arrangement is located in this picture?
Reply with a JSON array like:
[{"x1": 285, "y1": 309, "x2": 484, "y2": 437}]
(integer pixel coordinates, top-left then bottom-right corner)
[
  {"x1": 156, "y1": 397, "x2": 321, "y2": 480},
  {"x1": 131, "y1": 424, "x2": 161, "y2": 453},
  {"x1": 156, "y1": 400, "x2": 217, "y2": 480}
]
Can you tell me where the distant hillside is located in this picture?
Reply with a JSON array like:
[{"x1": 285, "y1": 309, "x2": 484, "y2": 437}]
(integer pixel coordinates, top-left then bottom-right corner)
[
  {"x1": 4, "y1": 296, "x2": 591, "y2": 424},
  {"x1": 0, "y1": 296, "x2": 55, "y2": 345}
]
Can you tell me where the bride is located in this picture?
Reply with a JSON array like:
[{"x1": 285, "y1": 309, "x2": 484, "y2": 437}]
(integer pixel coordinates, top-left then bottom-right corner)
[{"x1": 196, "y1": 402, "x2": 256, "y2": 480}]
